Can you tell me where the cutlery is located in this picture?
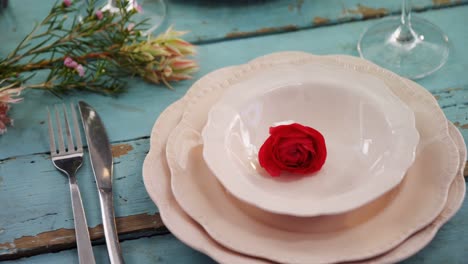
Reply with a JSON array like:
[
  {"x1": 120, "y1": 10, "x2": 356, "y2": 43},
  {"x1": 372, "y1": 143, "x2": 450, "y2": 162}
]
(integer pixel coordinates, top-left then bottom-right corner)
[
  {"x1": 79, "y1": 101, "x2": 124, "y2": 264},
  {"x1": 47, "y1": 104, "x2": 96, "y2": 264}
]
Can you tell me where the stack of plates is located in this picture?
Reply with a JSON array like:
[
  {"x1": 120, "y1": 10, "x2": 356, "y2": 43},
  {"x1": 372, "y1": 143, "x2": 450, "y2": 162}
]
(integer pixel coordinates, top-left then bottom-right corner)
[{"x1": 143, "y1": 52, "x2": 466, "y2": 264}]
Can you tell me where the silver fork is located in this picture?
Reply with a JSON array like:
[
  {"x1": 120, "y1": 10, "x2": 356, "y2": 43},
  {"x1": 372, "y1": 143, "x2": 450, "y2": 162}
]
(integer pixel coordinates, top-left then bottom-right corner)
[{"x1": 47, "y1": 103, "x2": 96, "y2": 264}]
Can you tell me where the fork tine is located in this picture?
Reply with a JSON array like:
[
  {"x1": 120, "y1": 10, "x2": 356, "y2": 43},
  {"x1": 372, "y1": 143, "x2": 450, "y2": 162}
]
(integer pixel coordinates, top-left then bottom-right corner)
[
  {"x1": 70, "y1": 102, "x2": 83, "y2": 151},
  {"x1": 62, "y1": 103, "x2": 75, "y2": 152},
  {"x1": 54, "y1": 105, "x2": 66, "y2": 153},
  {"x1": 47, "y1": 107, "x2": 57, "y2": 155}
]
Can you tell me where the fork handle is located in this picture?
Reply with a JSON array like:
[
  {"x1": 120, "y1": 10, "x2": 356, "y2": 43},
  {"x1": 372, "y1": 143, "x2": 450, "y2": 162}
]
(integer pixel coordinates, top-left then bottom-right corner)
[{"x1": 69, "y1": 175, "x2": 96, "y2": 264}]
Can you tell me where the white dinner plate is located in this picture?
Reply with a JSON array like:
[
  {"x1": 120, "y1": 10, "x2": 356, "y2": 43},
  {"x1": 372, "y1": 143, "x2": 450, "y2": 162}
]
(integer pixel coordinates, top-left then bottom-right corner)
[
  {"x1": 142, "y1": 92, "x2": 465, "y2": 264},
  {"x1": 143, "y1": 51, "x2": 465, "y2": 264},
  {"x1": 165, "y1": 52, "x2": 459, "y2": 263}
]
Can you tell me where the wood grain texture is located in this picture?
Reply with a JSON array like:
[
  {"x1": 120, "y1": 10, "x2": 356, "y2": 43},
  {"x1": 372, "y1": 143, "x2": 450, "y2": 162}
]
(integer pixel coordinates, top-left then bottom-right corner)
[
  {"x1": 0, "y1": 213, "x2": 167, "y2": 260},
  {"x1": 2, "y1": 191, "x2": 468, "y2": 264},
  {"x1": 0, "y1": 139, "x2": 158, "y2": 254},
  {"x1": 2, "y1": 234, "x2": 216, "y2": 264},
  {"x1": 1, "y1": 5, "x2": 468, "y2": 159},
  {"x1": 0, "y1": 1, "x2": 467, "y2": 263},
  {"x1": 1, "y1": 0, "x2": 466, "y2": 48},
  {"x1": 166, "y1": 0, "x2": 468, "y2": 43}
]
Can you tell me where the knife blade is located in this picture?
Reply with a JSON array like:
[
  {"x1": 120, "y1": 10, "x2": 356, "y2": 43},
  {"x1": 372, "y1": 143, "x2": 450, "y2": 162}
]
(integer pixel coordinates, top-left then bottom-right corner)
[{"x1": 79, "y1": 101, "x2": 125, "y2": 264}]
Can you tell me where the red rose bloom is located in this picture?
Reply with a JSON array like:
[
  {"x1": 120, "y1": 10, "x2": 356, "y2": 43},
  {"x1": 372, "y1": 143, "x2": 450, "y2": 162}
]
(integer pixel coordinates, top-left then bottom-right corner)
[{"x1": 258, "y1": 123, "x2": 327, "y2": 177}]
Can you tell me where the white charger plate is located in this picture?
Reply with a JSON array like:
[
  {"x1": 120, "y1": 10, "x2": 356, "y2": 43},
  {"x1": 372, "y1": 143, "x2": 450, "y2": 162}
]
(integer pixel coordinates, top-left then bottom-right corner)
[
  {"x1": 165, "y1": 52, "x2": 459, "y2": 264},
  {"x1": 142, "y1": 52, "x2": 465, "y2": 264},
  {"x1": 202, "y1": 62, "x2": 419, "y2": 216},
  {"x1": 142, "y1": 94, "x2": 465, "y2": 264}
]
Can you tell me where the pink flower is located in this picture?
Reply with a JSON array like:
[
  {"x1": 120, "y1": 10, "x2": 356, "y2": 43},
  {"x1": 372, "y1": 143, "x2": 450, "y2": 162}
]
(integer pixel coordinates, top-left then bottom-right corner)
[
  {"x1": 95, "y1": 10, "x2": 103, "y2": 20},
  {"x1": 170, "y1": 58, "x2": 198, "y2": 70},
  {"x1": 0, "y1": 87, "x2": 24, "y2": 104},
  {"x1": 0, "y1": 88, "x2": 23, "y2": 135},
  {"x1": 0, "y1": 87, "x2": 24, "y2": 135},
  {"x1": 127, "y1": 23, "x2": 135, "y2": 31},
  {"x1": 63, "y1": 57, "x2": 85, "y2": 77},
  {"x1": 0, "y1": 102, "x2": 13, "y2": 135},
  {"x1": 63, "y1": 0, "x2": 72, "y2": 7},
  {"x1": 64, "y1": 57, "x2": 78, "y2": 68},
  {"x1": 76, "y1": 64, "x2": 85, "y2": 77},
  {"x1": 133, "y1": 3, "x2": 142, "y2": 13}
]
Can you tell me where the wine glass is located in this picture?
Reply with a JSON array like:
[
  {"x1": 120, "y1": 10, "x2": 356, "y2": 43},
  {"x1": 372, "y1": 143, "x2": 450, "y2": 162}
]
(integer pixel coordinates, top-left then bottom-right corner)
[
  {"x1": 98, "y1": 0, "x2": 167, "y2": 36},
  {"x1": 357, "y1": 0, "x2": 449, "y2": 79}
]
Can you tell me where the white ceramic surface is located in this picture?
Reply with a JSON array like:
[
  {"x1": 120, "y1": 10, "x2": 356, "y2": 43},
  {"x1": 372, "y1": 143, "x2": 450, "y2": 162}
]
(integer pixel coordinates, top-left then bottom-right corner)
[
  {"x1": 142, "y1": 52, "x2": 465, "y2": 264},
  {"x1": 350, "y1": 120, "x2": 466, "y2": 264},
  {"x1": 202, "y1": 62, "x2": 419, "y2": 216},
  {"x1": 165, "y1": 52, "x2": 459, "y2": 264},
  {"x1": 142, "y1": 93, "x2": 465, "y2": 264}
]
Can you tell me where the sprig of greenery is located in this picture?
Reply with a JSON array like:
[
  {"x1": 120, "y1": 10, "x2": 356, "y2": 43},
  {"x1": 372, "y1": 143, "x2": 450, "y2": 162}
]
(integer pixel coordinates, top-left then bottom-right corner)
[
  {"x1": 0, "y1": 0, "x2": 197, "y2": 95},
  {"x1": 0, "y1": 0, "x2": 197, "y2": 134}
]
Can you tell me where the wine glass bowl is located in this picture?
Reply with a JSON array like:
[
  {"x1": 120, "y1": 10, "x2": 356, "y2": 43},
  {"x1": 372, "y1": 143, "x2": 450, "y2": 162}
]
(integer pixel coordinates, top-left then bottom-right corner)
[
  {"x1": 357, "y1": 1, "x2": 449, "y2": 80},
  {"x1": 95, "y1": 0, "x2": 167, "y2": 36}
]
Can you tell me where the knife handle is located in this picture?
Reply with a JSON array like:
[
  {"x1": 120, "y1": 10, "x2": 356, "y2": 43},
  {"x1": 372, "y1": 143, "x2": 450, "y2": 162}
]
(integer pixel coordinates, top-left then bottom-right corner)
[{"x1": 99, "y1": 190, "x2": 125, "y2": 264}]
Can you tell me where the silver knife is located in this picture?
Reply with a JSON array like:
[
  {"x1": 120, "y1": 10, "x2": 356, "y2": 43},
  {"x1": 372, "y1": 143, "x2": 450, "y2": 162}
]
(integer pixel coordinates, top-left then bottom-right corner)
[{"x1": 79, "y1": 101, "x2": 125, "y2": 264}]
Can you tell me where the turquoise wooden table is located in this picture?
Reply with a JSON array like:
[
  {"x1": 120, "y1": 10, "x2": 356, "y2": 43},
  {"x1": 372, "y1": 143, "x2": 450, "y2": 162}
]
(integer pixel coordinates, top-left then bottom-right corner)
[{"x1": 1, "y1": 0, "x2": 467, "y2": 263}]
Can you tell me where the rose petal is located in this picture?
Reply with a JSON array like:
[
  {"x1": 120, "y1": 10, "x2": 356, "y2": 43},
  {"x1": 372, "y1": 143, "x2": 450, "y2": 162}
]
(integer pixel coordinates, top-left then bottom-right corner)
[
  {"x1": 259, "y1": 123, "x2": 327, "y2": 176},
  {"x1": 258, "y1": 136, "x2": 282, "y2": 177}
]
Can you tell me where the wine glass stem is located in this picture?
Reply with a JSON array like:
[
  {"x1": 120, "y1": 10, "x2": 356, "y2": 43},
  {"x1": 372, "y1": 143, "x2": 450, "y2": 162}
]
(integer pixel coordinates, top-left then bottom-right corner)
[
  {"x1": 401, "y1": 0, "x2": 411, "y2": 25},
  {"x1": 394, "y1": 0, "x2": 416, "y2": 43}
]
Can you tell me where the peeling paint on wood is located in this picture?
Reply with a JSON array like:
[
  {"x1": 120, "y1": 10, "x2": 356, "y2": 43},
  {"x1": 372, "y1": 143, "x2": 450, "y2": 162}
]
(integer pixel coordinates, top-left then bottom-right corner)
[
  {"x1": 313, "y1": 17, "x2": 330, "y2": 25},
  {"x1": 442, "y1": 87, "x2": 463, "y2": 92},
  {"x1": 434, "y1": 0, "x2": 452, "y2": 5},
  {"x1": 0, "y1": 213, "x2": 166, "y2": 260},
  {"x1": 345, "y1": 4, "x2": 388, "y2": 19},
  {"x1": 0, "y1": 4, "x2": 468, "y2": 263},
  {"x1": 108, "y1": 102, "x2": 145, "y2": 113},
  {"x1": 464, "y1": 161, "x2": 467, "y2": 177},
  {"x1": 288, "y1": 0, "x2": 304, "y2": 13},
  {"x1": 111, "y1": 144, "x2": 134, "y2": 158},
  {"x1": 454, "y1": 122, "x2": 468, "y2": 129},
  {"x1": 296, "y1": 0, "x2": 304, "y2": 12},
  {"x1": 226, "y1": 25, "x2": 299, "y2": 39}
]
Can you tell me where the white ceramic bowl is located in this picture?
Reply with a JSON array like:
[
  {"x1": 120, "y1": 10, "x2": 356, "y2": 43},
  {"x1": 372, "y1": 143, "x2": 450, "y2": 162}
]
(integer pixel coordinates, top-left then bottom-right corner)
[{"x1": 202, "y1": 62, "x2": 419, "y2": 216}]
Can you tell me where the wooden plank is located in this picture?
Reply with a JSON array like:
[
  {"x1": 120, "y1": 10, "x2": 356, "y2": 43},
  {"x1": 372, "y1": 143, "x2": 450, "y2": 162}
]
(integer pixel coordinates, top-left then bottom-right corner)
[
  {"x1": 0, "y1": 7, "x2": 467, "y2": 252},
  {"x1": 1, "y1": 6, "x2": 468, "y2": 159},
  {"x1": 2, "y1": 186, "x2": 468, "y2": 264},
  {"x1": 0, "y1": 213, "x2": 167, "y2": 260},
  {"x1": 464, "y1": 162, "x2": 468, "y2": 178},
  {"x1": 1, "y1": 234, "x2": 216, "y2": 264},
  {"x1": 433, "y1": 87, "x2": 468, "y2": 147},
  {"x1": 0, "y1": 88, "x2": 466, "y2": 259},
  {"x1": 0, "y1": 5, "x2": 467, "y2": 262},
  {"x1": 0, "y1": 139, "x2": 159, "y2": 252},
  {"x1": 167, "y1": 0, "x2": 468, "y2": 43},
  {"x1": 1, "y1": 0, "x2": 466, "y2": 48},
  {"x1": 0, "y1": 1, "x2": 466, "y2": 263}
]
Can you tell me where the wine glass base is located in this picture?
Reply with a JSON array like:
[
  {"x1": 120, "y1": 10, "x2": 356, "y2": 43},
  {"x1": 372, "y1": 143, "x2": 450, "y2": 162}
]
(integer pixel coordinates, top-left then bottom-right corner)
[
  {"x1": 357, "y1": 16, "x2": 449, "y2": 80},
  {"x1": 133, "y1": 0, "x2": 167, "y2": 35}
]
